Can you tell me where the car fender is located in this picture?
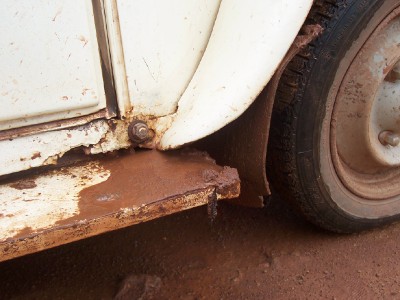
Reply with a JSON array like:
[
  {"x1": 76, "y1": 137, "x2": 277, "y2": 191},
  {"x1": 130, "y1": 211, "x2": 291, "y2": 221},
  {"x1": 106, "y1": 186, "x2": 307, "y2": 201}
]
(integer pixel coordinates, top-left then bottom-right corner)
[{"x1": 158, "y1": 0, "x2": 313, "y2": 149}]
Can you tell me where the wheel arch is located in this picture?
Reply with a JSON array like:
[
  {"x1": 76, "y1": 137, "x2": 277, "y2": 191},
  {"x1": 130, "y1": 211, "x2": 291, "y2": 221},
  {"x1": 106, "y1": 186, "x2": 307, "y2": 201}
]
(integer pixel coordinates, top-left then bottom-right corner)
[
  {"x1": 194, "y1": 24, "x2": 323, "y2": 207},
  {"x1": 157, "y1": 0, "x2": 314, "y2": 150}
]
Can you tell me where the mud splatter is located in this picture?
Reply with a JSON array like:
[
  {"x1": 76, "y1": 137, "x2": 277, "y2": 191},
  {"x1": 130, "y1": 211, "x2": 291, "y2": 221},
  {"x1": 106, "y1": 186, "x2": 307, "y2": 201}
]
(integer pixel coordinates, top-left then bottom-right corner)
[{"x1": 10, "y1": 180, "x2": 37, "y2": 190}]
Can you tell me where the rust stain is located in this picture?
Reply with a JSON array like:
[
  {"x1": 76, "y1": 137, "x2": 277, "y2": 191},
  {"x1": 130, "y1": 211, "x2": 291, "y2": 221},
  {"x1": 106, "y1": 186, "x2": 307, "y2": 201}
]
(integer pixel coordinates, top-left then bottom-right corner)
[
  {"x1": 81, "y1": 88, "x2": 90, "y2": 96},
  {"x1": 11, "y1": 226, "x2": 34, "y2": 238},
  {"x1": 10, "y1": 180, "x2": 37, "y2": 190},
  {"x1": 31, "y1": 151, "x2": 41, "y2": 160},
  {"x1": 78, "y1": 36, "x2": 88, "y2": 47},
  {"x1": 202, "y1": 167, "x2": 239, "y2": 195},
  {"x1": 0, "y1": 149, "x2": 240, "y2": 262},
  {"x1": 107, "y1": 120, "x2": 118, "y2": 132},
  {"x1": 60, "y1": 149, "x2": 239, "y2": 225}
]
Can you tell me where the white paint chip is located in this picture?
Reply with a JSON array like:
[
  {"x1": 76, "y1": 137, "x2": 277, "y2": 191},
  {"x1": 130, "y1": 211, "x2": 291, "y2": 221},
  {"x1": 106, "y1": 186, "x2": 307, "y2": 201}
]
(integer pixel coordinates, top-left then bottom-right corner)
[{"x1": 0, "y1": 161, "x2": 110, "y2": 240}]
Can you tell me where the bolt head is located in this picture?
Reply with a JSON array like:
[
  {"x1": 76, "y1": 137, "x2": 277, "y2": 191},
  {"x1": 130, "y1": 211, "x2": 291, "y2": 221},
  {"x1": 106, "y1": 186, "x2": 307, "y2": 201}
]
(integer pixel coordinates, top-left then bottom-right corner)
[
  {"x1": 379, "y1": 131, "x2": 400, "y2": 147},
  {"x1": 128, "y1": 121, "x2": 150, "y2": 143}
]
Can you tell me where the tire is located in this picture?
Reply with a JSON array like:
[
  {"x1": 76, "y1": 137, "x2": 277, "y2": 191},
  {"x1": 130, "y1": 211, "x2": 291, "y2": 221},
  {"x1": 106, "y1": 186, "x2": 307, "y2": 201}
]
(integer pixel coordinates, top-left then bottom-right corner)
[{"x1": 268, "y1": 0, "x2": 400, "y2": 233}]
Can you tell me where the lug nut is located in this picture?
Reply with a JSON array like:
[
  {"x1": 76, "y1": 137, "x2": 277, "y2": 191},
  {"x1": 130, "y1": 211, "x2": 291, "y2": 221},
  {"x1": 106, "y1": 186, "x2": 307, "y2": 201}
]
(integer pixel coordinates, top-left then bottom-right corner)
[
  {"x1": 379, "y1": 131, "x2": 400, "y2": 147},
  {"x1": 128, "y1": 120, "x2": 150, "y2": 144}
]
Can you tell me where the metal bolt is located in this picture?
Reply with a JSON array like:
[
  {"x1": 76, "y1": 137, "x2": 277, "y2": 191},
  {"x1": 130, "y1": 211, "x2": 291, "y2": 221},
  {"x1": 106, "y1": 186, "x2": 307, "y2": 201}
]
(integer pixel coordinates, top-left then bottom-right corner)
[
  {"x1": 128, "y1": 120, "x2": 150, "y2": 144},
  {"x1": 379, "y1": 131, "x2": 400, "y2": 147}
]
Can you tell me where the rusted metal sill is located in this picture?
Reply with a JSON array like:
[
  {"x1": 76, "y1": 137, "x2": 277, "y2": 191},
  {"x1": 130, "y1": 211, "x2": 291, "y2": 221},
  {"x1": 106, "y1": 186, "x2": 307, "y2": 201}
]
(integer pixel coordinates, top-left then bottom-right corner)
[{"x1": 0, "y1": 149, "x2": 240, "y2": 262}]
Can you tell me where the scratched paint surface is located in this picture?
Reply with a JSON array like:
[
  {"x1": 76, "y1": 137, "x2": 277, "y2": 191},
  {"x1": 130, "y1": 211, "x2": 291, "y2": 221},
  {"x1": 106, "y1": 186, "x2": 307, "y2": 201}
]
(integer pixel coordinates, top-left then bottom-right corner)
[
  {"x1": 0, "y1": 0, "x2": 106, "y2": 130},
  {"x1": 0, "y1": 162, "x2": 110, "y2": 240}
]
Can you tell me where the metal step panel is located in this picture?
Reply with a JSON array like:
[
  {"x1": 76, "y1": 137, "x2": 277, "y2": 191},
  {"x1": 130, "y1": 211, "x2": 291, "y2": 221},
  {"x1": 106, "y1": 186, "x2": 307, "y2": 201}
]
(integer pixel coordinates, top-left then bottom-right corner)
[{"x1": 0, "y1": 149, "x2": 240, "y2": 262}]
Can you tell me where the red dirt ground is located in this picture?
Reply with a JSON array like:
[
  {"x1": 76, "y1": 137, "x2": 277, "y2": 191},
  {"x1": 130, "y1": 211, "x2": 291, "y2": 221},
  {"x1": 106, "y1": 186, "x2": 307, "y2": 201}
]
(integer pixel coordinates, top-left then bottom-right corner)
[{"x1": 1, "y1": 196, "x2": 400, "y2": 299}]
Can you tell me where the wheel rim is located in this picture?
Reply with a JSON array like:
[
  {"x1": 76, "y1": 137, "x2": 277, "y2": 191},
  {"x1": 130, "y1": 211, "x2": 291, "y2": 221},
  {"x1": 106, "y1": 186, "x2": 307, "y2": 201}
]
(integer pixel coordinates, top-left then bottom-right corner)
[{"x1": 331, "y1": 7, "x2": 400, "y2": 200}]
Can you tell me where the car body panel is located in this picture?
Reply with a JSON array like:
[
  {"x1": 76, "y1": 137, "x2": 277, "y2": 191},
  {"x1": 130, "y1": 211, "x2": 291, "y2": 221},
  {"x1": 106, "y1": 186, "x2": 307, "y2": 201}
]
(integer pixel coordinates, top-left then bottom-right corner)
[
  {"x1": 0, "y1": 0, "x2": 106, "y2": 130},
  {"x1": 0, "y1": 0, "x2": 313, "y2": 175},
  {"x1": 106, "y1": 0, "x2": 222, "y2": 117},
  {"x1": 158, "y1": 0, "x2": 313, "y2": 149}
]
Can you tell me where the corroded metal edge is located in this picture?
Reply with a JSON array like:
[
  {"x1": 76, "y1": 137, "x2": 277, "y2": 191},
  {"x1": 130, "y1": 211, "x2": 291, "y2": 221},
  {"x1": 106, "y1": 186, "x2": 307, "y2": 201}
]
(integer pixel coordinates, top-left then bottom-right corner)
[
  {"x1": 0, "y1": 149, "x2": 240, "y2": 262},
  {"x1": 1, "y1": 187, "x2": 239, "y2": 262}
]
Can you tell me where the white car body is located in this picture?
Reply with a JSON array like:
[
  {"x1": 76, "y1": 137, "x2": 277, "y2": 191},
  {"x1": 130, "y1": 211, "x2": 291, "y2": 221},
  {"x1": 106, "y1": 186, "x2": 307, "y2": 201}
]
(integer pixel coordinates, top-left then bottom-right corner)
[
  {"x1": 0, "y1": 0, "x2": 312, "y2": 176},
  {"x1": 0, "y1": 0, "x2": 318, "y2": 261}
]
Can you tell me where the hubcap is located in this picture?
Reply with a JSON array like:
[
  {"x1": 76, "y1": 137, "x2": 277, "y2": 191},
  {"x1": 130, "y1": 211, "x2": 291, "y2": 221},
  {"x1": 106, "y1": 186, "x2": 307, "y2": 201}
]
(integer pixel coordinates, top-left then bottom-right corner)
[{"x1": 331, "y1": 7, "x2": 400, "y2": 200}]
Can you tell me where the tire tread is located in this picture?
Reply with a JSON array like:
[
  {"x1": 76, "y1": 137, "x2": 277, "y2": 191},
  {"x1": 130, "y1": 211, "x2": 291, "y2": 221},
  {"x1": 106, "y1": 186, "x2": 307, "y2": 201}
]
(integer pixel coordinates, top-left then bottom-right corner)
[{"x1": 268, "y1": 0, "x2": 366, "y2": 233}]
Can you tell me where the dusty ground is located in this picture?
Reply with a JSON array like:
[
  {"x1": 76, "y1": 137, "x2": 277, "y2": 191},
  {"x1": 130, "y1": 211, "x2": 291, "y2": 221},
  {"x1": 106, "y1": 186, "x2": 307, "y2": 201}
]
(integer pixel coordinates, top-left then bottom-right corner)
[{"x1": 1, "y1": 196, "x2": 400, "y2": 299}]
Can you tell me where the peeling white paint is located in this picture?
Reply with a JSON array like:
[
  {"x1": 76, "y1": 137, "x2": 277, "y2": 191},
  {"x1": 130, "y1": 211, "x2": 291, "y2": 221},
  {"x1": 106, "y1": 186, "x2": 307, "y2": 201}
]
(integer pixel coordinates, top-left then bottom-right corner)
[
  {"x1": 0, "y1": 121, "x2": 109, "y2": 176},
  {"x1": 0, "y1": 162, "x2": 110, "y2": 240},
  {"x1": 89, "y1": 120, "x2": 132, "y2": 154}
]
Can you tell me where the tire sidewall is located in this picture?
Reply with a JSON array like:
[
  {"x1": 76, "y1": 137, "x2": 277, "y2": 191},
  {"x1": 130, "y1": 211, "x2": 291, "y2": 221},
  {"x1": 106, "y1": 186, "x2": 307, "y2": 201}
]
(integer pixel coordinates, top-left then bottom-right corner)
[{"x1": 297, "y1": 0, "x2": 400, "y2": 228}]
